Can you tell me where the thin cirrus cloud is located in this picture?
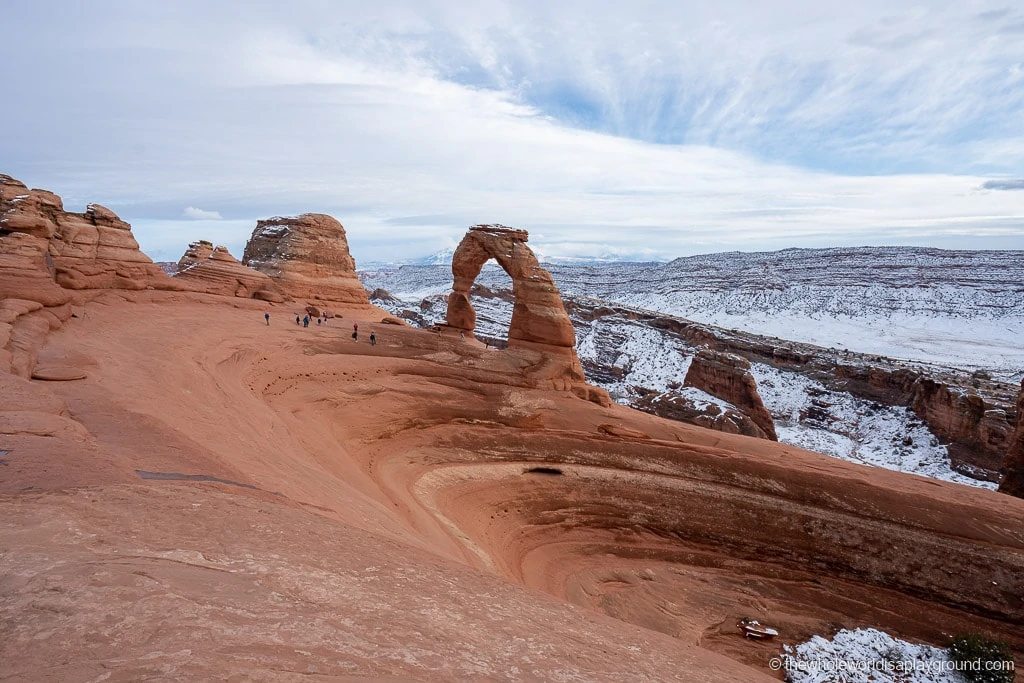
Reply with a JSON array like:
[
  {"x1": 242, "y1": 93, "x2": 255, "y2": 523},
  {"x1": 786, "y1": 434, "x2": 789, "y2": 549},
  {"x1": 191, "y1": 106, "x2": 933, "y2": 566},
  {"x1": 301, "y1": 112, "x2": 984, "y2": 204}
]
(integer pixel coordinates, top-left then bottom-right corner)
[{"x1": 0, "y1": 0, "x2": 1021, "y2": 263}]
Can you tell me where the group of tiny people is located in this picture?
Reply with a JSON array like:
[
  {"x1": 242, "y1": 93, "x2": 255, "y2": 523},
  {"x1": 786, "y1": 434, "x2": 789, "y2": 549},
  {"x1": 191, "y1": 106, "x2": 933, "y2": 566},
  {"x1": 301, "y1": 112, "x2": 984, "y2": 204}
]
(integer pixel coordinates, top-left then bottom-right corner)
[{"x1": 263, "y1": 311, "x2": 375, "y2": 345}]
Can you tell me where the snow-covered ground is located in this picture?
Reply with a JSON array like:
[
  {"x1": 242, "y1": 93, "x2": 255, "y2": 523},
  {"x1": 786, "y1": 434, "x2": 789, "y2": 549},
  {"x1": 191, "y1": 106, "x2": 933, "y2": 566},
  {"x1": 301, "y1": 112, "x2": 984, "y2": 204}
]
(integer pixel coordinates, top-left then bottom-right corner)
[
  {"x1": 360, "y1": 247, "x2": 1024, "y2": 380},
  {"x1": 783, "y1": 629, "x2": 964, "y2": 683},
  {"x1": 360, "y1": 248, "x2": 1017, "y2": 490},
  {"x1": 750, "y1": 364, "x2": 996, "y2": 489},
  {"x1": 365, "y1": 279, "x2": 990, "y2": 489}
]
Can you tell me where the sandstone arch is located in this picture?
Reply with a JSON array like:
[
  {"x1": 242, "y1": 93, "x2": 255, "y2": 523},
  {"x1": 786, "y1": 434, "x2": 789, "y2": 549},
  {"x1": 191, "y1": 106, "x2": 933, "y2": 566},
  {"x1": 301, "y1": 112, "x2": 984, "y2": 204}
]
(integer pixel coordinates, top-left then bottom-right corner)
[{"x1": 445, "y1": 225, "x2": 576, "y2": 354}]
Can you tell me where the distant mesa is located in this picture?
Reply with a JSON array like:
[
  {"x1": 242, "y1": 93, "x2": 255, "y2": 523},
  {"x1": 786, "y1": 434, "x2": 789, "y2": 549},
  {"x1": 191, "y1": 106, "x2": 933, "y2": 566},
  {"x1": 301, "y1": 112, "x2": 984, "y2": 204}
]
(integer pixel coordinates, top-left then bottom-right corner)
[{"x1": 242, "y1": 214, "x2": 369, "y2": 306}]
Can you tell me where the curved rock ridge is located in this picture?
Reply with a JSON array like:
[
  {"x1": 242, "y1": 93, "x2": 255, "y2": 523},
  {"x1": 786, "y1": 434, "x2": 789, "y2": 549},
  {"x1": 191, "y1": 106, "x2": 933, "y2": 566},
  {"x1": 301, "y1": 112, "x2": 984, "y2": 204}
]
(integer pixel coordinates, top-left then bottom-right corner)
[
  {"x1": 172, "y1": 244, "x2": 285, "y2": 302},
  {"x1": 446, "y1": 225, "x2": 578, "y2": 355},
  {"x1": 684, "y1": 348, "x2": 778, "y2": 440},
  {"x1": 0, "y1": 174, "x2": 172, "y2": 292},
  {"x1": 241, "y1": 214, "x2": 369, "y2": 305},
  {"x1": 999, "y1": 380, "x2": 1024, "y2": 498}
]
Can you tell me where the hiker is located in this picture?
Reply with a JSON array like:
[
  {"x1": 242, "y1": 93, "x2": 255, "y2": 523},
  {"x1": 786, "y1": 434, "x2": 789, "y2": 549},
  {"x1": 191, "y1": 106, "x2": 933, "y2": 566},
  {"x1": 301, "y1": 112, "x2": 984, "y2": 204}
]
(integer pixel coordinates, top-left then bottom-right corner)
[
  {"x1": 316, "y1": 317, "x2": 321, "y2": 326},
  {"x1": 369, "y1": 331, "x2": 376, "y2": 346},
  {"x1": 303, "y1": 315, "x2": 309, "y2": 328},
  {"x1": 352, "y1": 329, "x2": 358, "y2": 342},
  {"x1": 459, "y1": 331, "x2": 465, "y2": 341},
  {"x1": 264, "y1": 312, "x2": 270, "y2": 325},
  {"x1": 295, "y1": 315, "x2": 301, "y2": 326}
]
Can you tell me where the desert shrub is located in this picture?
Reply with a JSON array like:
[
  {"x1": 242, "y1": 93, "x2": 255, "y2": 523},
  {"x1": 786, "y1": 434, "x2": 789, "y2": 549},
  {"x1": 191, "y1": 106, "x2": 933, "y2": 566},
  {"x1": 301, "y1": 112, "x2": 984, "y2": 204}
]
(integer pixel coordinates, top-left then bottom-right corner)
[{"x1": 948, "y1": 633, "x2": 1015, "y2": 683}]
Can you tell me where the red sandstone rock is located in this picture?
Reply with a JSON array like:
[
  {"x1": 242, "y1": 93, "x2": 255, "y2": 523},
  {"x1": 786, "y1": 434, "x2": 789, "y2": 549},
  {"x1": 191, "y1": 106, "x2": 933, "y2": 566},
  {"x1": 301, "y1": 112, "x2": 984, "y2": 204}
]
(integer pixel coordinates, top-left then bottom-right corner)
[
  {"x1": 0, "y1": 174, "x2": 173, "y2": 292},
  {"x1": 684, "y1": 348, "x2": 778, "y2": 440},
  {"x1": 631, "y1": 388, "x2": 773, "y2": 439},
  {"x1": 447, "y1": 226, "x2": 576, "y2": 353},
  {"x1": 598, "y1": 423, "x2": 651, "y2": 439},
  {"x1": 998, "y1": 380, "x2": 1024, "y2": 498},
  {"x1": 0, "y1": 232, "x2": 72, "y2": 308},
  {"x1": 177, "y1": 240, "x2": 214, "y2": 270},
  {"x1": 173, "y1": 245, "x2": 284, "y2": 301},
  {"x1": 242, "y1": 214, "x2": 369, "y2": 305}
]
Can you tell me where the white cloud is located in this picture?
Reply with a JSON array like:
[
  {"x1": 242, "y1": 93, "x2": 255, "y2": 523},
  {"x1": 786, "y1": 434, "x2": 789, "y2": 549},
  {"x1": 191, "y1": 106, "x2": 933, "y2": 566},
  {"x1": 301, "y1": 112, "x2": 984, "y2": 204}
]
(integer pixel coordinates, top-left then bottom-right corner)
[
  {"x1": 0, "y1": 1, "x2": 1021, "y2": 262},
  {"x1": 183, "y1": 207, "x2": 223, "y2": 220}
]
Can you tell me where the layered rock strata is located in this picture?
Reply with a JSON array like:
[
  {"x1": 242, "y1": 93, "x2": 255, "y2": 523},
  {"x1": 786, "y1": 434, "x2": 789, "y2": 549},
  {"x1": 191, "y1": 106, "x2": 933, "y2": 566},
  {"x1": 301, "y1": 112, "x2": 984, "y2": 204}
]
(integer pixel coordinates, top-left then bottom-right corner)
[
  {"x1": 242, "y1": 214, "x2": 368, "y2": 305},
  {"x1": 177, "y1": 240, "x2": 214, "y2": 270},
  {"x1": 0, "y1": 173, "x2": 178, "y2": 377},
  {"x1": 172, "y1": 245, "x2": 284, "y2": 302},
  {"x1": 562, "y1": 298, "x2": 1018, "y2": 478},
  {"x1": 683, "y1": 348, "x2": 778, "y2": 440},
  {"x1": 1, "y1": 174, "x2": 171, "y2": 291},
  {"x1": 999, "y1": 380, "x2": 1024, "y2": 498}
]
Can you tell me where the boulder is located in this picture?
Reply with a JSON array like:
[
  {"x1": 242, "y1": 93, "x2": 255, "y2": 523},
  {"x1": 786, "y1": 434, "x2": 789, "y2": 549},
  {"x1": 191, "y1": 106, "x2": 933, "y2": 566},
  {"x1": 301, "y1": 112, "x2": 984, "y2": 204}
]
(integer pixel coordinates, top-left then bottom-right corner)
[
  {"x1": 242, "y1": 214, "x2": 369, "y2": 305},
  {"x1": 684, "y1": 349, "x2": 778, "y2": 441},
  {"x1": 998, "y1": 380, "x2": 1024, "y2": 498}
]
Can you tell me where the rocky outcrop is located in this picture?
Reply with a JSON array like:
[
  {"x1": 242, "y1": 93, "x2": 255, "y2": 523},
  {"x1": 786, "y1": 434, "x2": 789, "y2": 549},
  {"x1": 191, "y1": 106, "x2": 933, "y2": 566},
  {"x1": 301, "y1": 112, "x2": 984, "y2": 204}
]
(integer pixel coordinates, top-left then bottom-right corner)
[
  {"x1": 631, "y1": 388, "x2": 773, "y2": 439},
  {"x1": 563, "y1": 298, "x2": 1016, "y2": 477},
  {"x1": 1, "y1": 174, "x2": 172, "y2": 292},
  {"x1": 999, "y1": 380, "x2": 1024, "y2": 498},
  {"x1": 446, "y1": 225, "x2": 577, "y2": 355},
  {"x1": 242, "y1": 214, "x2": 368, "y2": 305},
  {"x1": 684, "y1": 349, "x2": 778, "y2": 440},
  {"x1": 0, "y1": 173, "x2": 182, "y2": 378},
  {"x1": 177, "y1": 240, "x2": 214, "y2": 270},
  {"x1": 172, "y1": 245, "x2": 284, "y2": 302}
]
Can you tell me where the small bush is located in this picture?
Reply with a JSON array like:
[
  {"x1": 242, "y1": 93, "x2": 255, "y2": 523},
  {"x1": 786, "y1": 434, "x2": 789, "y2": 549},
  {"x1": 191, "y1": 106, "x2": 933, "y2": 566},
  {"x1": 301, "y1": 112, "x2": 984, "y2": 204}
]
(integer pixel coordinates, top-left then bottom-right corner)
[{"x1": 948, "y1": 633, "x2": 1015, "y2": 683}]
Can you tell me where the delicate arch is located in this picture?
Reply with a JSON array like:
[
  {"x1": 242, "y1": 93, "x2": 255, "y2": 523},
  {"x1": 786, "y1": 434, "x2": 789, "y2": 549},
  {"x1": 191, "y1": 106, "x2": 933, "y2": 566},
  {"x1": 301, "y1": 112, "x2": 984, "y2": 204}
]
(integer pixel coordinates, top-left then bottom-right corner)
[{"x1": 445, "y1": 225, "x2": 576, "y2": 351}]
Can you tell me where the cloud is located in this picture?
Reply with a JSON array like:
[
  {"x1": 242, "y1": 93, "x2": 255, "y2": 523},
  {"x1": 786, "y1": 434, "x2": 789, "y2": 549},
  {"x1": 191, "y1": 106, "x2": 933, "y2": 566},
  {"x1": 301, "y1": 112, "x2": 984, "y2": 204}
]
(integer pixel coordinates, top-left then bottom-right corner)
[
  {"x1": 0, "y1": 1, "x2": 1021, "y2": 263},
  {"x1": 981, "y1": 179, "x2": 1024, "y2": 191},
  {"x1": 183, "y1": 206, "x2": 223, "y2": 220}
]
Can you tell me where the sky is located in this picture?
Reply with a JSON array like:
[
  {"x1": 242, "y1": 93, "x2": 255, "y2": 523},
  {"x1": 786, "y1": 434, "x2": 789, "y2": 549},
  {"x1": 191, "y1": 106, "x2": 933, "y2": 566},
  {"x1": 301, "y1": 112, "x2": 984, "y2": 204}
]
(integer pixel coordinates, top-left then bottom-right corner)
[{"x1": 2, "y1": 0, "x2": 1023, "y2": 263}]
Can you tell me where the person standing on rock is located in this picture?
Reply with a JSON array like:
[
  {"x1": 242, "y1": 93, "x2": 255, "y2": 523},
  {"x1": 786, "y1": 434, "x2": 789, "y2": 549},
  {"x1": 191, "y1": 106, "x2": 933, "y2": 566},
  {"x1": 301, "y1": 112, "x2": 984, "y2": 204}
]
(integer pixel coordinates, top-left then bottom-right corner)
[
  {"x1": 303, "y1": 315, "x2": 309, "y2": 328},
  {"x1": 264, "y1": 312, "x2": 270, "y2": 325},
  {"x1": 370, "y1": 331, "x2": 376, "y2": 346},
  {"x1": 352, "y1": 328, "x2": 358, "y2": 342},
  {"x1": 295, "y1": 315, "x2": 300, "y2": 326}
]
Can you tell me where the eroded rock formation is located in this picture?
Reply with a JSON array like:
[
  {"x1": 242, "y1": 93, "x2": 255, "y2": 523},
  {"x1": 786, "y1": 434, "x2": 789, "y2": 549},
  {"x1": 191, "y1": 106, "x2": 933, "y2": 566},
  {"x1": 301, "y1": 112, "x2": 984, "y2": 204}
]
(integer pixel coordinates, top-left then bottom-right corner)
[
  {"x1": 0, "y1": 174, "x2": 171, "y2": 291},
  {"x1": 172, "y1": 244, "x2": 284, "y2": 302},
  {"x1": 177, "y1": 240, "x2": 214, "y2": 270},
  {"x1": 999, "y1": 380, "x2": 1024, "y2": 498},
  {"x1": 0, "y1": 173, "x2": 178, "y2": 377},
  {"x1": 446, "y1": 225, "x2": 576, "y2": 352},
  {"x1": 631, "y1": 387, "x2": 775, "y2": 439},
  {"x1": 684, "y1": 348, "x2": 778, "y2": 440},
  {"x1": 242, "y1": 214, "x2": 368, "y2": 305}
]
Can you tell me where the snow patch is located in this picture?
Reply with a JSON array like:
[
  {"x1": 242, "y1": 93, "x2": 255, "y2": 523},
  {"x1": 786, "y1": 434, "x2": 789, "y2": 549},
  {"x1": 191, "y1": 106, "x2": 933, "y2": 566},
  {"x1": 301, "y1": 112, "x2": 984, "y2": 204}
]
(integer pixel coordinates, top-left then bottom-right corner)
[{"x1": 783, "y1": 628, "x2": 958, "y2": 683}]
